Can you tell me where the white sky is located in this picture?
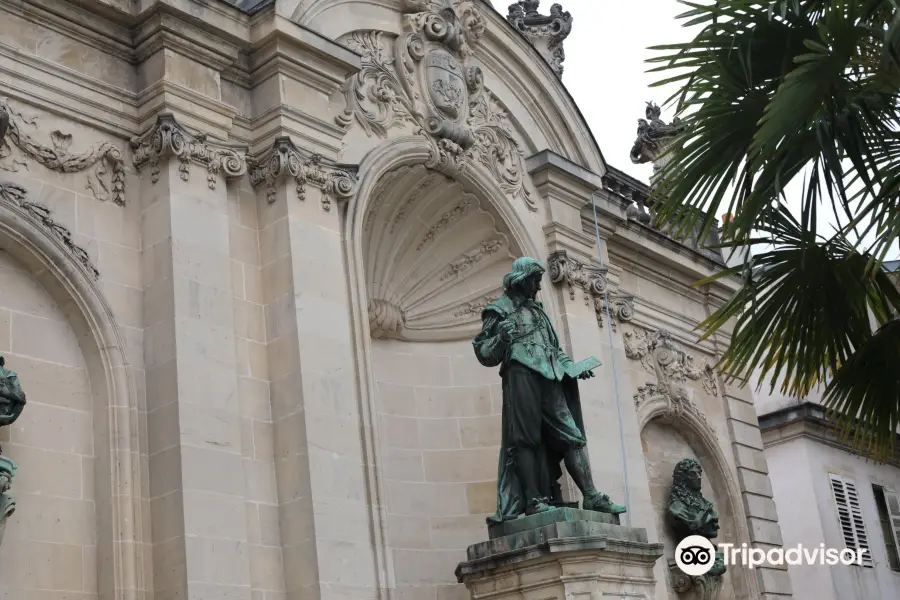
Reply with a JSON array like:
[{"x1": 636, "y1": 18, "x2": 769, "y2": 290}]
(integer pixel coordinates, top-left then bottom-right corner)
[
  {"x1": 561, "y1": 0, "x2": 688, "y2": 181},
  {"x1": 556, "y1": 1, "x2": 898, "y2": 260}
]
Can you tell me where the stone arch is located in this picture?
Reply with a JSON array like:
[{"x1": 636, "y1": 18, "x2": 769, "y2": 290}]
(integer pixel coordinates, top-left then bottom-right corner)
[
  {"x1": 299, "y1": 0, "x2": 607, "y2": 173},
  {"x1": 638, "y1": 395, "x2": 760, "y2": 600},
  {"x1": 343, "y1": 135, "x2": 556, "y2": 596},
  {"x1": 0, "y1": 191, "x2": 144, "y2": 599}
]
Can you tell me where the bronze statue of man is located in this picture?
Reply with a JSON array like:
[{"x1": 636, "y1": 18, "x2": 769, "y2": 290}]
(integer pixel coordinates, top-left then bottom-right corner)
[{"x1": 473, "y1": 257, "x2": 626, "y2": 521}]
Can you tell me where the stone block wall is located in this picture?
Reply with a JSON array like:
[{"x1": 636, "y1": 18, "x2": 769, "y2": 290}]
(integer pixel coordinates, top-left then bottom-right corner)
[{"x1": 371, "y1": 338, "x2": 500, "y2": 600}]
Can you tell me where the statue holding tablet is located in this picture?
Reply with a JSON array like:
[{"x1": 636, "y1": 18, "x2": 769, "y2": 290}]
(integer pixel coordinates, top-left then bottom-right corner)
[{"x1": 473, "y1": 257, "x2": 626, "y2": 523}]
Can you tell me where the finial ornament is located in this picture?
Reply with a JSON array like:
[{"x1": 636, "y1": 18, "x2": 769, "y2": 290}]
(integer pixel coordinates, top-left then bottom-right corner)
[{"x1": 506, "y1": 1, "x2": 573, "y2": 77}]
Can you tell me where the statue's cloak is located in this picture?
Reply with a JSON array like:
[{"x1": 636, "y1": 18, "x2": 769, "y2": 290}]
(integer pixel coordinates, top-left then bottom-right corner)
[{"x1": 478, "y1": 294, "x2": 588, "y2": 524}]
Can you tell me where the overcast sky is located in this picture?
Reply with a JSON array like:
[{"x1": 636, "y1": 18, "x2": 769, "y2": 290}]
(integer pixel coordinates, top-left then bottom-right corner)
[{"x1": 560, "y1": 0, "x2": 688, "y2": 181}]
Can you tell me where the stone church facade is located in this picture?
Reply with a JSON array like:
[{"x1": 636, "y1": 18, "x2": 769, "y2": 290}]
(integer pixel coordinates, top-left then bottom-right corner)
[{"x1": 0, "y1": 1, "x2": 792, "y2": 600}]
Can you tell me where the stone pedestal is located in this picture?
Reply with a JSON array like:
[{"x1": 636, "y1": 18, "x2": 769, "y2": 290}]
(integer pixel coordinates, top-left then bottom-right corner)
[{"x1": 456, "y1": 508, "x2": 664, "y2": 599}]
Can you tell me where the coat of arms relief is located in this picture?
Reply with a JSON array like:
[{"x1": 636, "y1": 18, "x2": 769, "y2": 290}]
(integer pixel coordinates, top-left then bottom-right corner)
[{"x1": 337, "y1": 0, "x2": 536, "y2": 210}]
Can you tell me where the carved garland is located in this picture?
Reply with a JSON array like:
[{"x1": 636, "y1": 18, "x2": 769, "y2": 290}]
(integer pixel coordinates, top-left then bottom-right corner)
[
  {"x1": 248, "y1": 137, "x2": 358, "y2": 212},
  {"x1": 130, "y1": 114, "x2": 247, "y2": 190},
  {"x1": 546, "y1": 249, "x2": 634, "y2": 329},
  {"x1": 624, "y1": 327, "x2": 719, "y2": 429},
  {"x1": 337, "y1": 0, "x2": 535, "y2": 210},
  {"x1": 0, "y1": 183, "x2": 99, "y2": 279},
  {"x1": 0, "y1": 100, "x2": 126, "y2": 206}
]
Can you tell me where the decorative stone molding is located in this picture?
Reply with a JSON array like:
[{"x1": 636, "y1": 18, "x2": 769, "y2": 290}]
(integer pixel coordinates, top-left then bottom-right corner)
[
  {"x1": 362, "y1": 164, "x2": 515, "y2": 341},
  {"x1": 337, "y1": 0, "x2": 535, "y2": 209},
  {"x1": 0, "y1": 99, "x2": 126, "y2": 206},
  {"x1": 625, "y1": 327, "x2": 719, "y2": 427},
  {"x1": 130, "y1": 114, "x2": 247, "y2": 190},
  {"x1": 506, "y1": 1, "x2": 573, "y2": 77},
  {"x1": 248, "y1": 137, "x2": 357, "y2": 211},
  {"x1": 0, "y1": 183, "x2": 99, "y2": 279},
  {"x1": 546, "y1": 249, "x2": 634, "y2": 329},
  {"x1": 629, "y1": 101, "x2": 685, "y2": 174}
]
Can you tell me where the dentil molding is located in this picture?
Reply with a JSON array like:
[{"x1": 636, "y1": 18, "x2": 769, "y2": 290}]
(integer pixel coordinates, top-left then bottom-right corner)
[{"x1": 546, "y1": 249, "x2": 634, "y2": 330}]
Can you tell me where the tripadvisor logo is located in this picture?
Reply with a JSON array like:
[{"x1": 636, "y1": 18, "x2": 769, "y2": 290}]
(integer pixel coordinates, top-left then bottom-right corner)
[
  {"x1": 675, "y1": 536, "x2": 717, "y2": 576},
  {"x1": 675, "y1": 535, "x2": 869, "y2": 575}
]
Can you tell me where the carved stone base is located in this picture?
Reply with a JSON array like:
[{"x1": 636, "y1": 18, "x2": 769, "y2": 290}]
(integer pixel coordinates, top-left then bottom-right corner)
[
  {"x1": 668, "y1": 558, "x2": 724, "y2": 600},
  {"x1": 0, "y1": 455, "x2": 18, "y2": 548},
  {"x1": 456, "y1": 516, "x2": 664, "y2": 600}
]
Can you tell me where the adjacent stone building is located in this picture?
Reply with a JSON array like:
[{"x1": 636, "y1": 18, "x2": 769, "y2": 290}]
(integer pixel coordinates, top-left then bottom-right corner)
[{"x1": 0, "y1": 1, "x2": 792, "y2": 600}]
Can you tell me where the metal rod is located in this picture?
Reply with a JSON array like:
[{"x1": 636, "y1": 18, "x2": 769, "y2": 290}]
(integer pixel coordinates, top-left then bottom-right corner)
[{"x1": 591, "y1": 194, "x2": 631, "y2": 527}]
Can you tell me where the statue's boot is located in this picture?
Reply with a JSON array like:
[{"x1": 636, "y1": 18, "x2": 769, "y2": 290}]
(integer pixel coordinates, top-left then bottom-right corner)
[
  {"x1": 564, "y1": 446, "x2": 627, "y2": 515},
  {"x1": 516, "y1": 446, "x2": 553, "y2": 515}
]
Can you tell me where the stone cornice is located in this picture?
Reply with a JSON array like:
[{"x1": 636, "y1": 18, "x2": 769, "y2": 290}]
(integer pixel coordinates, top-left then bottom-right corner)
[
  {"x1": 248, "y1": 136, "x2": 357, "y2": 211},
  {"x1": 759, "y1": 402, "x2": 900, "y2": 467},
  {"x1": 248, "y1": 13, "x2": 362, "y2": 95},
  {"x1": 526, "y1": 149, "x2": 603, "y2": 210}
]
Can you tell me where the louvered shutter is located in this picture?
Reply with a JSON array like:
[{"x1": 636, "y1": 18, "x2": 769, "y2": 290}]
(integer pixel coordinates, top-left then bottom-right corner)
[
  {"x1": 883, "y1": 487, "x2": 900, "y2": 564},
  {"x1": 829, "y1": 474, "x2": 873, "y2": 567}
]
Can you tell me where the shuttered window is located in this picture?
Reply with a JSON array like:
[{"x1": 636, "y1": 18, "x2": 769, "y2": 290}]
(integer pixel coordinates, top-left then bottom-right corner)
[
  {"x1": 829, "y1": 474, "x2": 873, "y2": 567},
  {"x1": 873, "y1": 484, "x2": 900, "y2": 572}
]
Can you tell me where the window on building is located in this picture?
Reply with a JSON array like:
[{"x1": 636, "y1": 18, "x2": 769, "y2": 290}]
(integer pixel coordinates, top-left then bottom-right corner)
[
  {"x1": 829, "y1": 474, "x2": 874, "y2": 567},
  {"x1": 872, "y1": 484, "x2": 900, "y2": 572}
]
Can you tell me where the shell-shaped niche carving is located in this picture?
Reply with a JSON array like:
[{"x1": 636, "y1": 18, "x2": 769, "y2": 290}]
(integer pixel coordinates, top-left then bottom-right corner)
[{"x1": 364, "y1": 164, "x2": 517, "y2": 341}]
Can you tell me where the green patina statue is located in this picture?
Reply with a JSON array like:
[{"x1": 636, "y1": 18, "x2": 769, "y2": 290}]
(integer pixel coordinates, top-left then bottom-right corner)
[
  {"x1": 668, "y1": 458, "x2": 726, "y2": 577},
  {"x1": 473, "y1": 257, "x2": 626, "y2": 522},
  {"x1": 0, "y1": 355, "x2": 26, "y2": 546},
  {"x1": 0, "y1": 356, "x2": 26, "y2": 428}
]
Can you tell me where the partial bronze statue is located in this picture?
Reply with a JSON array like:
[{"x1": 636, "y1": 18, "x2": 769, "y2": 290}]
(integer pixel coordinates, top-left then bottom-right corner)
[
  {"x1": 0, "y1": 355, "x2": 26, "y2": 546},
  {"x1": 473, "y1": 257, "x2": 625, "y2": 522},
  {"x1": 668, "y1": 458, "x2": 726, "y2": 576}
]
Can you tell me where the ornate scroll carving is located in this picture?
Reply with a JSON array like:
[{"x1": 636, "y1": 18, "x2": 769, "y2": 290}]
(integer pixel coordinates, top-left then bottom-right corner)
[
  {"x1": 546, "y1": 249, "x2": 634, "y2": 329},
  {"x1": 248, "y1": 137, "x2": 357, "y2": 211},
  {"x1": 130, "y1": 114, "x2": 247, "y2": 190},
  {"x1": 624, "y1": 328, "x2": 719, "y2": 427},
  {"x1": 0, "y1": 183, "x2": 99, "y2": 278},
  {"x1": 0, "y1": 99, "x2": 126, "y2": 206},
  {"x1": 629, "y1": 101, "x2": 685, "y2": 174},
  {"x1": 507, "y1": 1, "x2": 573, "y2": 77},
  {"x1": 337, "y1": 1, "x2": 535, "y2": 209}
]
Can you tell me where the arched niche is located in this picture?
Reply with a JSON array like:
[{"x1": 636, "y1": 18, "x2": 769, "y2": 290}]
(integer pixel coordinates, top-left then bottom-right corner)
[
  {"x1": 638, "y1": 396, "x2": 759, "y2": 600},
  {"x1": 0, "y1": 187, "x2": 144, "y2": 600},
  {"x1": 342, "y1": 136, "x2": 554, "y2": 598}
]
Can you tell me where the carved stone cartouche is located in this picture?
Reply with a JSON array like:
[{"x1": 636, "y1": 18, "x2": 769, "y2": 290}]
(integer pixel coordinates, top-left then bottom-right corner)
[
  {"x1": 506, "y1": 1, "x2": 573, "y2": 77},
  {"x1": 0, "y1": 355, "x2": 26, "y2": 548},
  {"x1": 337, "y1": 1, "x2": 535, "y2": 209},
  {"x1": 667, "y1": 458, "x2": 726, "y2": 599}
]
